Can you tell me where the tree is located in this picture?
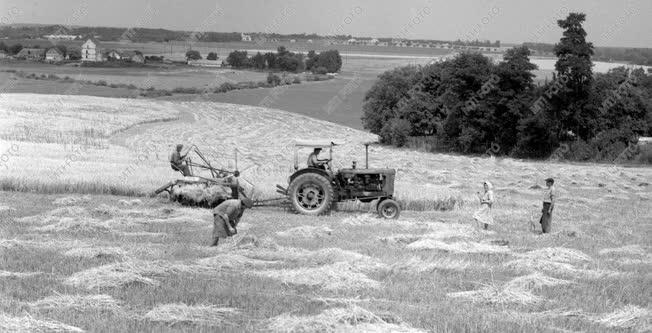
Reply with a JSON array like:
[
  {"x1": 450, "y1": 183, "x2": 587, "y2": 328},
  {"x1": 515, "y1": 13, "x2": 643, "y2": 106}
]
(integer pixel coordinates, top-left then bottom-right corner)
[
  {"x1": 313, "y1": 50, "x2": 342, "y2": 73},
  {"x1": 492, "y1": 46, "x2": 538, "y2": 153},
  {"x1": 54, "y1": 44, "x2": 67, "y2": 57},
  {"x1": 8, "y1": 43, "x2": 22, "y2": 55},
  {"x1": 207, "y1": 52, "x2": 218, "y2": 60},
  {"x1": 277, "y1": 53, "x2": 304, "y2": 72},
  {"x1": 252, "y1": 52, "x2": 265, "y2": 69},
  {"x1": 267, "y1": 72, "x2": 281, "y2": 86},
  {"x1": 226, "y1": 50, "x2": 248, "y2": 68},
  {"x1": 549, "y1": 12, "x2": 595, "y2": 140},
  {"x1": 362, "y1": 65, "x2": 420, "y2": 134},
  {"x1": 185, "y1": 50, "x2": 201, "y2": 60},
  {"x1": 0, "y1": 42, "x2": 7, "y2": 52},
  {"x1": 67, "y1": 49, "x2": 81, "y2": 60},
  {"x1": 263, "y1": 52, "x2": 277, "y2": 69},
  {"x1": 305, "y1": 50, "x2": 318, "y2": 70},
  {"x1": 380, "y1": 118, "x2": 412, "y2": 146}
]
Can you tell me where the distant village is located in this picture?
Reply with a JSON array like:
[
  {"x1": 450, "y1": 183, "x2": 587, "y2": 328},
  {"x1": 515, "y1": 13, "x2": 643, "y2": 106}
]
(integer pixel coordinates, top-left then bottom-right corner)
[
  {"x1": 0, "y1": 28, "x2": 514, "y2": 66},
  {"x1": 1, "y1": 37, "x2": 145, "y2": 64}
]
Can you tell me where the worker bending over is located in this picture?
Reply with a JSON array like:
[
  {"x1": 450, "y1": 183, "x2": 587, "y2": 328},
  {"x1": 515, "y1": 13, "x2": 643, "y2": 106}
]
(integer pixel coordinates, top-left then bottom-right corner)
[{"x1": 210, "y1": 197, "x2": 254, "y2": 246}]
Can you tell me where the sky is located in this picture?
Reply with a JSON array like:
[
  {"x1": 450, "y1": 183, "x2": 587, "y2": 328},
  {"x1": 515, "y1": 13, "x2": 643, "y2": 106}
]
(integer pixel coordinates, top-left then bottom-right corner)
[{"x1": 1, "y1": 0, "x2": 650, "y2": 48}]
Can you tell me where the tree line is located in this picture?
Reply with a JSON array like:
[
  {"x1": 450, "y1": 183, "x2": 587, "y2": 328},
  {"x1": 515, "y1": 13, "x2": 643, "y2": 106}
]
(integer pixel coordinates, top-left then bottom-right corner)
[
  {"x1": 225, "y1": 47, "x2": 342, "y2": 73},
  {"x1": 363, "y1": 13, "x2": 652, "y2": 163},
  {"x1": 524, "y1": 42, "x2": 652, "y2": 67}
]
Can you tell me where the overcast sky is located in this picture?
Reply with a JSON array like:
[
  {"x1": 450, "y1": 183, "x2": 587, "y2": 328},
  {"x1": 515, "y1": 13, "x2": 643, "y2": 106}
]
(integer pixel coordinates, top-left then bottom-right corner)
[{"x1": 1, "y1": 0, "x2": 650, "y2": 47}]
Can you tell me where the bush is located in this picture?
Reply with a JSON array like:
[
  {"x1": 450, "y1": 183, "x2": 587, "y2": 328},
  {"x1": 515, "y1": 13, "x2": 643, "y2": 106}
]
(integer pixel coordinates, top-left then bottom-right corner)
[
  {"x1": 96, "y1": 80, "x2": 108, "y2": 86},
  {"x1": 380, "y1": 118, "x2": 412, "y2": 147},
  {"x1": 267, "y1": 73, "x2": 281, "y2": 86},
  {"x1": 215, "y1": 82, "x2": 238, "y2": 93},
  {"x1": 140, "y1": 89, "x2": 172, "y2": 98},
  {"x1": 172, "y1": 87, "x2": 201, "y2": 94},
  {"x1": 185, "y1": 50, "x2": 201, "y2": 61},
  {"x1": 566, "y1": 140, "x2": 597, "y2": 161},
  {"x1": 292, "y1": 76, "x2": 301, "y2": 84},
  {"x1": 312, "y1": 66, "x2": 328, "y2": 75}
]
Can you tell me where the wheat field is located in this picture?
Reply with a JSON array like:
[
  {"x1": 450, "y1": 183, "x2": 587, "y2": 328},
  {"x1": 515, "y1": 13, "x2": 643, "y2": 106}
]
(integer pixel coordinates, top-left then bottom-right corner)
[{"x1": 0, "y1": 93, "x2": 650, "y2": 332}]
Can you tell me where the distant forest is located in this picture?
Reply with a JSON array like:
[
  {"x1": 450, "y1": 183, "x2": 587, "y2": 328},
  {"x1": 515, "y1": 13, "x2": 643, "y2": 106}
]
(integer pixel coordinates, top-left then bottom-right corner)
[{"x1": 525, "y1": 42, "x2": 652, "y2": 66}]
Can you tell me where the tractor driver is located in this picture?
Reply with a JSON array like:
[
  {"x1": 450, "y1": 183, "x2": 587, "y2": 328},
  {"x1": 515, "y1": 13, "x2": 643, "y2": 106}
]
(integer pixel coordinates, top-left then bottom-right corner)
[
  {"x1": 170, "y1": 144, "x2": 192, "y2": 176},
  {"x1": 307, "y1": 148, "x2": 330, "y2": 170}
]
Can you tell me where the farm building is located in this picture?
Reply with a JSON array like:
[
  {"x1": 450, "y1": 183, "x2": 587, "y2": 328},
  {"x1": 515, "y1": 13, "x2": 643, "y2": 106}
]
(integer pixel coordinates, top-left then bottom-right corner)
[
  {"x1": 638, "y1": 137, "x2": 652, "y2": 146},
  {"x1": 0, "y1": 50, "x2": 7, "y2": 59},
  {"x1": 45, "y1": 48, "x2": 64, "y2": 62},
  {"x1": 105, "y1": 50, "x2": 145, "y2": 63},
  {"x1": 123, "y1": 51, "x2": 145, "y2": 63},
  {"x1": 241, "y1": 33, "x2": 252, "y2": 42},
  {"x1": 81, "y1": 37, "x2": 103, "y2": 62},
  {"x1": 16, "y1": 48, "x2": 45, "y2": 60}
]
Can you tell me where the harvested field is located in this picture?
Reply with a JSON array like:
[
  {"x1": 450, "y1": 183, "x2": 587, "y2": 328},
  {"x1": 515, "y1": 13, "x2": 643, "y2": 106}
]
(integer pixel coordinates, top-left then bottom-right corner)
[
  {"x1": 406, "y1": 239, "x2": 511, "y2": 254},
  {"x1": 62, "y1": 246, "x2": 128, "y2": 259},
  {"x1": 591, "y1": 305, "x2": 651, "y2": 331},
  {"x1": 503, "y1": 272, "x2": 573, "y2": 290},
  {"x1": 0, "y1": 270, "x2": 43, "y2": 278},
  {"x1": 390, "y1": 256, "x2": 478, "y2": 273},
  {"x1": 53, "y1": 195, "x2": 92, "y2": 206},
  {"x1": 599, "y1": 244, "x2": 648, "y2": 257},
  {"x1": 64, "y1": 260, "x2": 204, "y2": 290},
  {"x1": 514, "y1": 247, "x2": 593, "y2": 263},
  {"x1": 504, "y1": 258, "x2": 623, "y2": 279},
  {"x1": 144, "y1": 303, "x2": 240, "y2": 326},
  {"x1": 256, "y1": 262, "x2": 381, "y2": 291},
  {"x1": 276, "y1": 225, "x2": 333, "y2": 238},
  {"x1": 1, "y1": 89, "x2": 650, "y2": 331},
  {"x1": 267, "y1": 305, "x2": 425, "y2": 333},
  {"x1": 28, "y1": 294, "x2": 124, "y2": 315},
  {"x1": 447, "y1": 284, "x2": 543, "y2": 305},
  {"x1": 0, "y1": 312, "x2": 84, "y2": 333}
]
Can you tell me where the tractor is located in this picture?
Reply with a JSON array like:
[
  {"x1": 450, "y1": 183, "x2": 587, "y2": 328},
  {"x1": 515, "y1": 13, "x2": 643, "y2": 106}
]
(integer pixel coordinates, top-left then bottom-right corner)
[{"x1": 276, "y1": 140, "x2": 400, "y2": 219}]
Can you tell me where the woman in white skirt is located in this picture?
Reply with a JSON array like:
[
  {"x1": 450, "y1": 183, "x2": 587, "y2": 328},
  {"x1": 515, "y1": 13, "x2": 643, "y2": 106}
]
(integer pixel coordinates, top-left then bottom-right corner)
[{"x1": 473, "y1": 181, "x2": 495, "y2": 230}]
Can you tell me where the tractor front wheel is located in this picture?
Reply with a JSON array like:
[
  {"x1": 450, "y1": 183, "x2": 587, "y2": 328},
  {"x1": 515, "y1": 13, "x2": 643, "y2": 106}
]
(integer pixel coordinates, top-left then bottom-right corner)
[
  {"x1": 288, "y1": 173, "x2": 334, "y2": 216},
  {"x1": 377, "y1": 199, "x2": 400, "y2": 219}
]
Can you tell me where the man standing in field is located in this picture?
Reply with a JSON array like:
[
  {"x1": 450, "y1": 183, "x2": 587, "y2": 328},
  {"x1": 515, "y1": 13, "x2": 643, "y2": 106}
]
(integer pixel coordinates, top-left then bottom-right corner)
[
  {"x1": 307, "y1": 148, "x2": 330, "y2": 169},
  {"x1": 210, "y1": 197, "x2": 254, "y2": 246},
  {"x1": 539, "y1": 178, "x2": 555, "y2": 233},
  {"x1": 170, "y1": 144, "x2": 192, "y2": 176}
]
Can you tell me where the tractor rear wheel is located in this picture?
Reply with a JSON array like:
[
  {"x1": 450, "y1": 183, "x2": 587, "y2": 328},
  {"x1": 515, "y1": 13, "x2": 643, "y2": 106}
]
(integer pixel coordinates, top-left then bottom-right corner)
[
  {"x1": 288, "y1": 173, "x2": 334, "y2": 215},
  {"x1": 377, "y1": 199, "x2": 400, "y2": 219}
]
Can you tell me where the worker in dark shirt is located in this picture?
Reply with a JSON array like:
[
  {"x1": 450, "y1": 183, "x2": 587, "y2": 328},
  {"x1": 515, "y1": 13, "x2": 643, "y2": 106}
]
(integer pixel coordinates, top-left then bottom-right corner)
[
  {"x1": 307, "y1": 148, "x2": 330, "y2": 170},
  {"x1": 210, "y1": 197, "x2": 254, "y2": 246},
  {"x1": 170, "y1": 144, "x2": 192, "y2": 176}
]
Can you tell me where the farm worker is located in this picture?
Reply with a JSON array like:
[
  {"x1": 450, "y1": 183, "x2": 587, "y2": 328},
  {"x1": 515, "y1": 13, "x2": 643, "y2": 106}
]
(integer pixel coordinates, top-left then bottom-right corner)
[
  {"x1": 473, "y1": 181, "x2": 495, "y2": 230},
  {"x1": 539, "y1": 178, "x2": 555, "y2": 233},
  {"x1": 170, "y1": 144, "x2": 192, "y2": 176},
  {"x1": 210, "y1": 197, "x2": 254, "y2": 246},
  {"x1": 307, "y1": 148, "x2": 330, "y2": 169}
]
